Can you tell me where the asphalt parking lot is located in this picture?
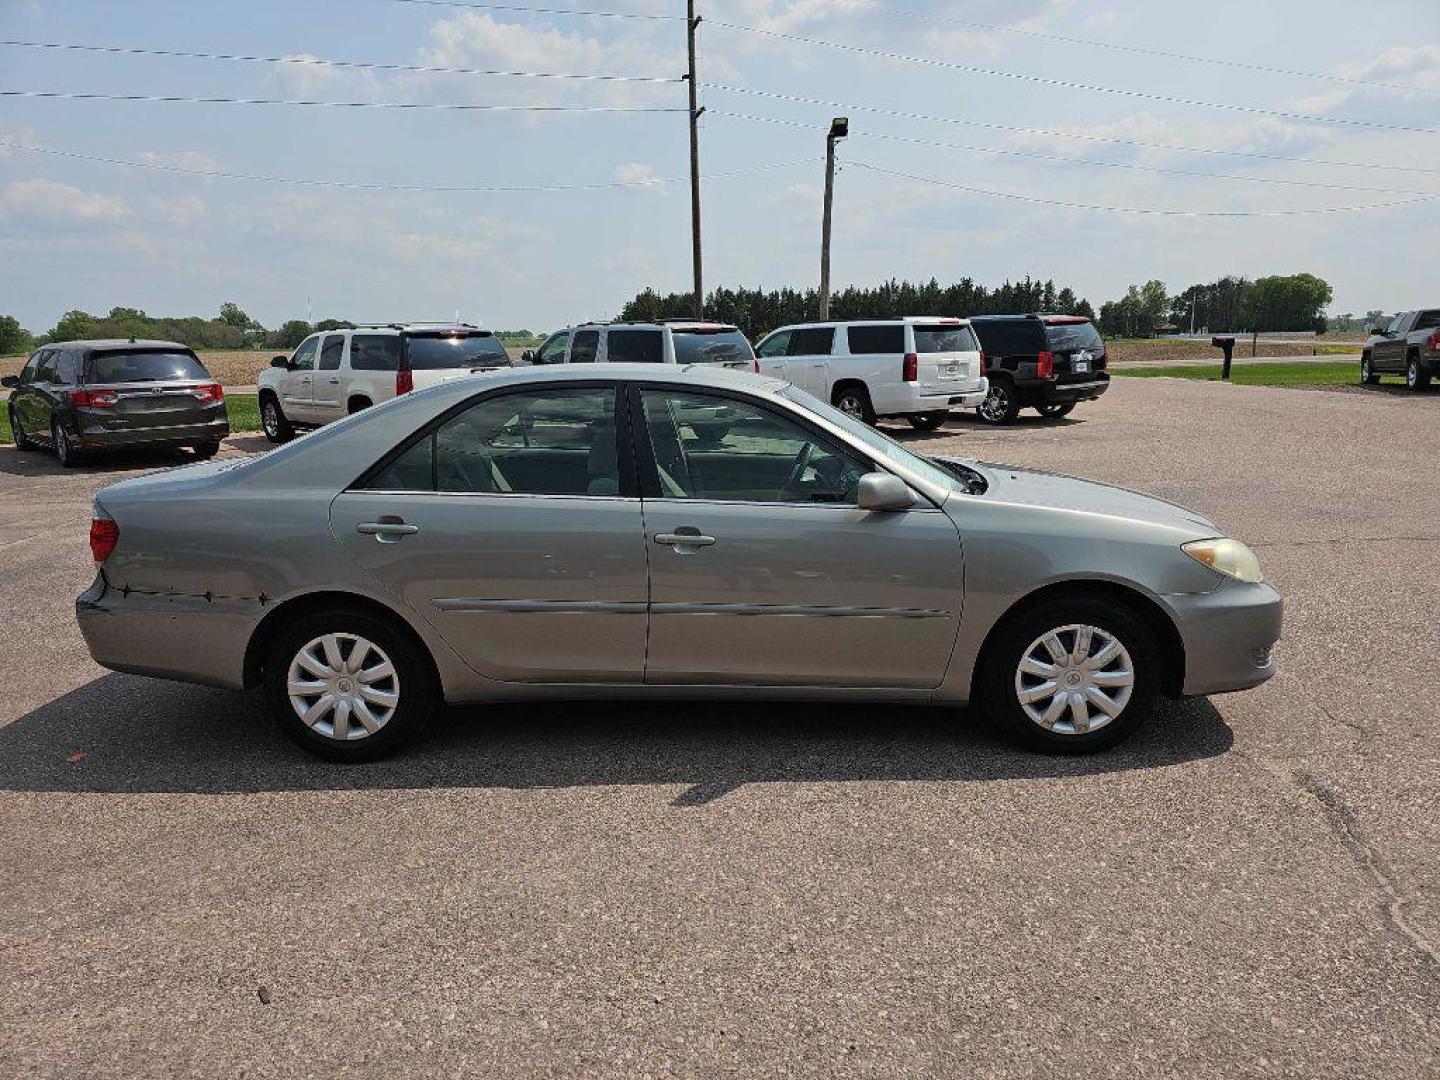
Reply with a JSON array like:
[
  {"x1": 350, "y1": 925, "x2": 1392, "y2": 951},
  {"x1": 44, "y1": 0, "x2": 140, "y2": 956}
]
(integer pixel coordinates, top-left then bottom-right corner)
[{"x1": 2, "y1": 377, "x2": 1437, "y2": 1077}]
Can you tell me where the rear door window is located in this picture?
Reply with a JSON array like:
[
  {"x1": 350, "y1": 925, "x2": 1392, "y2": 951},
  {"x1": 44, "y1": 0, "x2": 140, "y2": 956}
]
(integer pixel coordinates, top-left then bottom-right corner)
[
  {"x1": 971, "y1": 320, "x2": 1046, "y2": 356},
  {"x1": 673, "y1": 328, "x2": 754, "y2": 365},
  {"x1": 1414, "y1": 310, "x2": 1440, "y2": 331},
  {"x1": 52, "y1": 350, "x2": 82, "y2": 386},
  {"x1": 1044, "y1": 322, "x2": 1104, "y2": 352},
  {"x1": 89, "y1": 351, "x2": 211, "y2": 383},
  {"x1": 789, "y1": 327, "x2": 835, "y2": 356},
  {"x1": 606, "y1": 329, "x2": 664, "y2": 363},
  {"x1": 33, "y1": 351, "x2": 58, "y2": 383},
  {"x1": 569, "y1": 330, "x2": 600, "y2": 364},
  {"x1": 846, "y1": 325, "x2": 905, "y2": 355},
  {"x1": 318, "y1": 334, "x2": 346, "y2": 371},
  {"x1": 913, "y1": 325, "x2": 977, "y2": 353},
  {"x1": 405, "y1": 333, "x2": 508, "y2": 370},
  {"x1": 350, "y1": 335, "x2": 402, "y2": 371}
]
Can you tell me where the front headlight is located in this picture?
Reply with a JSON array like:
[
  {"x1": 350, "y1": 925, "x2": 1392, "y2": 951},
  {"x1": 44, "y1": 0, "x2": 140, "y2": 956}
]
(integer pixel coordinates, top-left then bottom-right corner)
[{"x1": 1182, "y1": 538, "x2": 1264, "y2": 583}]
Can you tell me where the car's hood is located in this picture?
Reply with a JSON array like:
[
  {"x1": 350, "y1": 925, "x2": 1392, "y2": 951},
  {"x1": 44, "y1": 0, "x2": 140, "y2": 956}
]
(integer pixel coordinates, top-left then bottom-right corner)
[{"x1": 934, "y1": 456, "x2": 1220, "y2": 536}]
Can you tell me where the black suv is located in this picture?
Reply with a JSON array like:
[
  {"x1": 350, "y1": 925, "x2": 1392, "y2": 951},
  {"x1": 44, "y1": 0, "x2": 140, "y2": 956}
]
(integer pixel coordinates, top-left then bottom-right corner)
[
  {"x1": 969, "y1": 315, "x2": 1110, "y2": 424},
  {"x1": 4, "y1": 339, "x2": 229, "y2": 467}
]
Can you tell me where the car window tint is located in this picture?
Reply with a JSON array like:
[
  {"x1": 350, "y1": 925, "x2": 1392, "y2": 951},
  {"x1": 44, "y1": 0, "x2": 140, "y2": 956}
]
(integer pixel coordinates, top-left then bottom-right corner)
[
  {"x1": 318, "y1": 335, "x2": 345, "y2": 371},
  {"x1": 406, "y1": 334, "x2": 508, "y2": 370},
  {"x1": 19, "y1": 351, "x2": 42, "y2": 382},
  {"x1": 913, "y1": 325, "x2": 978, "y2": 353},
  {"x1": 1043, "y1": 322, "x2": 1104, "y2": 352},
  {"x1": 789, "y1": 327, "x2": 835, "y2": 356},
  {"x1": 606, "y1": 329, "x2": 664, "y2": 363},
  {"x1": 673, "y1": 328, "x2": 754, "y2": 365},
  {"x1": 1415, "y1": 310, "x2": 1440, "y2": 331},
  {"x1": 1387, "y1": 314, "x2": 1408, "y2": 335},
  {"x1": 290, "y1": 337, "x2": 320, "y2": 371},
  {"x1": 640, "y1": 389, "x2": 865, "y2": 504},
  {"x1": 569, "y1": 330, "x2": 600, "y2": 364},
  {"x1": 90, "y1": 351, "x2": 210, "y2": 383},
  {"x1": 369, "y1": 435, "x2": 434, "y2": 491},
  {"x1": 350, "y1": 335, "x2": 402, "y2": 371},
  {"x1": 535, "y1": 332, "x2": 569, "y2": 365},
  {"x1": 52, "y1": 350, "x2": 81, "y2": 386},
  {"x1": 971, "y1": 319, "x2": 1046, "y2": 355},
  {"x1": 846, "y1": 325, "x2": 905, "y2": 355},
  {"x1": 33, "y1": 351, "x2": 58, "y2": 382},
  {"x1": 756, "y1": 330, "x2": 791, "y2": 358}
]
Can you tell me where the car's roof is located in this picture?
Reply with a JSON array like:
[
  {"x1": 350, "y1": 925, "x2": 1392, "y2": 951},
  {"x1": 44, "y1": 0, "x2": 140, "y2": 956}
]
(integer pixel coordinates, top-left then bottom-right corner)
[
  {"x1": 767, "y1": 316, "x2": 973, "y2": 332},
  {"x1": 463, "y1": 362, "x2": 777, "y2": 392},
  {"x1": 1041, "y1": 315, "x2": 1094, "y2": 325},
  {"x1": 563, "y1": 321, "x2": 742, "y2": 332},
  {"x1": 45, "y1": 339, "x2": 192, "y2": 352}
]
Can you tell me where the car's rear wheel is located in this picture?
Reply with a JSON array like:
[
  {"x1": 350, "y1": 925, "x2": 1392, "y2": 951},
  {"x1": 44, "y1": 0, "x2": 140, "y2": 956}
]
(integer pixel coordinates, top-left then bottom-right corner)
[
  {"x1": 260, "y1": 394, "x2": 294, "y2": 443},
  {"x1": 1406, "y1": 355, "x2": 1430, "y2": 392},
  {"x1": 832, "y1": 384, "x2": 876, "y2": 425},
  {"x1": 906, "y1": 410, "x2": 948, "y2": 431},
  {"x1": 192, "y1": 440, "x2": 221, "y2": 459},
  {"x1": 263, "y1": 608, "x2": 436, "y2": 761},
  {"x1": 9, "y1": 406, "x2": 37, "y2": 451},
  {"x1": 52, "y1": 421, "x2": 81, "y2": 468},
  {"x1": 1035, "y1": 402, "x2": 1076, "y2": 419},
  {"x1": 981, "y1": 596, "x2": 1158, "y2": 753},
  {"x1": 976, "y1": 380, "x2": 1020, "y2": 425},
  {"x1": 1360, "y1": 353, "x2": 1379, "y2": 385}
]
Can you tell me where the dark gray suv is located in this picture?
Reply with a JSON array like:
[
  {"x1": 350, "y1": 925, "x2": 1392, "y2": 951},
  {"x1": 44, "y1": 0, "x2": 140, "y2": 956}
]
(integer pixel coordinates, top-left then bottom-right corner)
[{"x1": 4, "y1": 339, "x2": 229, "y2": 467}]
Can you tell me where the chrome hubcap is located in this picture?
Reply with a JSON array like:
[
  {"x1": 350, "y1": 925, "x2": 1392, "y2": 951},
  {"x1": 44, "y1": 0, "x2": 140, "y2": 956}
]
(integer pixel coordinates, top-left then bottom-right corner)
[
  {"x1": 1014, "y1": 623, "x2": 1134, "y2": 735},
  {"x1": 286, "y1": 633, "x2": 399, "y2": 741},
  {"x1": 262, "y1": 402, "x2": 279, "y2": 436},
  {"x1": 981, "y1": 388, "x2": 1008, "y2": 420},
  {"x1": 837, "y1": 396, "x2": 864, "y2": 418}
]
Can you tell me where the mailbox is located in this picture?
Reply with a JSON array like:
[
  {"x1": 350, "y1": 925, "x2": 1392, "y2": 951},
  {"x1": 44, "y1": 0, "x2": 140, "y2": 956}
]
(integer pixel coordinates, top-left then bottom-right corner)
[{"x1": 1211, "y1": 336, "x2": 1236, "y2": 379}]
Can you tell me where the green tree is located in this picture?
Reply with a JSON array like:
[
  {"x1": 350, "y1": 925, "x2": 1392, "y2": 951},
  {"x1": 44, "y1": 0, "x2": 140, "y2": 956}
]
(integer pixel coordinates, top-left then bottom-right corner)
[
  {"x1": 0, "y1": 315, "x2": 32, "y2": 354},
  {"x1": 218, "y1": 301, "x2": 255, "y2": 329},
  {"x1": 1241, "y1": 273, "x2": 1332, "y2": 332},
  {"x1": 273, "y1": 320, "x2": 313, "y2": 349},
  {"x1": 48, "y1": 309, "x2": 100, "y2": 342}
]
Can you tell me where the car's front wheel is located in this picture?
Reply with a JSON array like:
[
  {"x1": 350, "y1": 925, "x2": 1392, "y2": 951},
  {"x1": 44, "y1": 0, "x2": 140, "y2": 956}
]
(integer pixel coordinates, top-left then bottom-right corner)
[
  {"x1": 260, "y1": 394, "x2": 294, "y2": 443},
  {"x1": 906, "y1": 410, "x2": 948, "y2": 431},
  {"x1": 1406, "y1": 355, "x2": 1431, "y2": 392},
  {"x1": 1360, "y1": 353, "x2": 1379, "y2": 385},
  {"x1": 976, "y1": 380, "x2": 1019, "y2": 425},
  {"x1": 981, "y1": 596, "x2": 1158, "y2": 753},
  {"x1": 263, "y1": 607, "x2": 436, "y2": 761},
  {"x1": 9, "y1": 406, "x2": 37, "y2": 451}
]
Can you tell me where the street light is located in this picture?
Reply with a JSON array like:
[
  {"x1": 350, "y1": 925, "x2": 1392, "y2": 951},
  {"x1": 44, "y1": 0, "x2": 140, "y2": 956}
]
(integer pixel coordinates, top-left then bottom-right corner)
[{"x1": 819, "y1": 116, "x2": 848, "y2": 321}]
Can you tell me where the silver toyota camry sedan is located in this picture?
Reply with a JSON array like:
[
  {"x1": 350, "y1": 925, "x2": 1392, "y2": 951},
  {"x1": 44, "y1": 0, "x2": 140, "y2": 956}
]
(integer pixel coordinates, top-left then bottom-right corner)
[{"x1": 77, "y1": 364, "x2": 1281, "y2": 761}]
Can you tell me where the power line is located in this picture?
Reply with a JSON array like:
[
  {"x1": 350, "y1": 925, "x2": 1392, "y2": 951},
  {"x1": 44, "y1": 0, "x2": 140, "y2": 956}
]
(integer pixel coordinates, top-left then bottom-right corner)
[
  {"x1": 0, "y1": 38, "x2": 681, "y2": 85},
  {"x1": 0, "y1": 139, "x2": 811, "y2": 191},
  {"x1": 846, "y1": 159, "x2": 1436, "y2": 216},
  {"x1": 705, "y1": 23, "x2": 1440, "y2": 136},
  {"x1": 867, "y1": 1, "x2": 1440, "y2": 97},
  {"x1": 390, "y1": 0, "x2": 679, "y2": 20},
  {"x1": 706, "y1": 113, "x2": 1440, "y2": 196},
  {"x1": 0, "y1": 88, "x2": 684, "y2": 112},
  {"x1": 709, "y1": 103, "x2": 1440, "y2": 177}
]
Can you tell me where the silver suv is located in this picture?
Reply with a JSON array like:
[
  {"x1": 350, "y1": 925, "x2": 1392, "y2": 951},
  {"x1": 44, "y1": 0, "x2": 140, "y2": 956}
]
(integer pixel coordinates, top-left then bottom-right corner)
[
  {"x1": 523, "y1": 321, "x2": 755, "y2": 369},
  {"x1": 258, "y1": 323, "x2": 510, "y2": 443}
]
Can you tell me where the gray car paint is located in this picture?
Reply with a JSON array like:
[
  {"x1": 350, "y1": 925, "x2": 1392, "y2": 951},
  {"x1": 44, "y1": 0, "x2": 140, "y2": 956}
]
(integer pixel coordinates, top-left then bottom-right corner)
[{"x1": 76, "y1": 364, "x2": 1281, "y2": 706}]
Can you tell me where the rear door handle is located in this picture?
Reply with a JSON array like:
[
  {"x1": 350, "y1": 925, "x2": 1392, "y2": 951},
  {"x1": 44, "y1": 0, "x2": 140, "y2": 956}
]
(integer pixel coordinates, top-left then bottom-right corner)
[
  {"x1": 357, "y1": 520, "x2": 419, "y2": 543},
  {"x1": 328, "y1": 378, "x2": 340, "y2": 384},
  {"x1": 654, "y1": 531, "x2": 716, "y2": 550}
]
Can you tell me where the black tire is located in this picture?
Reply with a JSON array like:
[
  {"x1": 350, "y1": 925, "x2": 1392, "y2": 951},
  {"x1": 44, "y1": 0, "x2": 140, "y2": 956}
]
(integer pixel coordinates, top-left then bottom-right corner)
[
  {"x1": 976, "y1": 380, "x2": 1020, "y2": 425},
  {"x1": 906, "y1": 410, "x2": 948, "y2": 431},
  {"x1": 52, "y1": 421, "x2": 82, "y2": 468},
  {"x1": 347, "y1": 397, "x2": 372, "y2": 415},
  {"x1": 1406, "y1": 355, "x2": 1431, "y2": 392},
  {"x1": 1035, "y1": 401, "x2": 1076, "y2": 420},
  {"x1": 1360, "y1": 353, "x2": 1379, "y2": 385},
  {"x1": 832, "y1": 384, "x2": 876, "y2": 425},
  {"x1": 260, "y1": 393, "x2": 294, "y2": 443},
  {"x1": 263, "y1": 607, "x2": 437, "y2": 762},
  {"x1": 9, "y1": 406, "x2": 38, "y2": 451},
  {"x1": 192, "y1": 440, "x2": 221, "y2": 459},
  {"x1": 979, "y1": 595, "x2": 1159, "y2": 754}
]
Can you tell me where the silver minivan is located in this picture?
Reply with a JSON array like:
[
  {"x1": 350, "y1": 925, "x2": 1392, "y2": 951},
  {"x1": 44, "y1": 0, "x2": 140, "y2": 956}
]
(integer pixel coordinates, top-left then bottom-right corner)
[{"x1": 524, "y1": 321, "x2": 755, "y2": 369}]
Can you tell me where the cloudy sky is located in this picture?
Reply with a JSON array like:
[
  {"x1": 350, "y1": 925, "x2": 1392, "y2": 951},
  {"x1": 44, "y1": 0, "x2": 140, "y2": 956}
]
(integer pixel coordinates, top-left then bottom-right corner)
[{"x1": 1, "y1": 0, "x2": 1436, "y2": 334}]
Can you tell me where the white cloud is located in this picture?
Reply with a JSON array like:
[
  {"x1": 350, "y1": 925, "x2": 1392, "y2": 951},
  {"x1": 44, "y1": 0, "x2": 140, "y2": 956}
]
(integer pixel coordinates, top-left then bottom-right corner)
[
  {"x1": 135, "y1": 150, "x2": 222, "y2": 173},
  {"x1": 0, "y1": 179, "x2": 130, "y2": 223},
  {"x1": 613, "y1": 162, "x2": 666, "y2": 190}
]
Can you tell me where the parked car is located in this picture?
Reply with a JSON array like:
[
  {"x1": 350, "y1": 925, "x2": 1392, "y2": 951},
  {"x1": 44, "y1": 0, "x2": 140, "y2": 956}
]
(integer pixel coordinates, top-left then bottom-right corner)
[
  {"x1": 968, "y1": 315, "x2": 1110, "y2": 425},
  {"x1": 1360, "y1": 309, "x2": 1440, "y2": 390},
  {"x1": 3, "y1": 340, "x2": 228, "y2": 467},
  {"x1": 523, "y1": 321, "x2": 756, "y2": 370},
  {"x1": 77, "y1": 364, "x2": 1281, "y2": 762},
  {"x1": 258, "y1": 323, "x2": 510, "y2": 443},
  {"x1": 753, "y1": 317, "x2": 988, "y2": 429}
]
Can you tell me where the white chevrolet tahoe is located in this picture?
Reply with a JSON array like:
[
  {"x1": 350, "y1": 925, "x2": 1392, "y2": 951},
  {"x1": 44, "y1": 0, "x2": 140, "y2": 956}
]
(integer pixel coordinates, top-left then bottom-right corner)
[
  {"x1": 258, "y1": 323, "x2": 510, "y2": 443},
  {"x1": 754, "y1": 317, "x2": 988, "y2": 429},
  {"x1": 523, "y1": 321, "x2": 755, "y2": 369}
]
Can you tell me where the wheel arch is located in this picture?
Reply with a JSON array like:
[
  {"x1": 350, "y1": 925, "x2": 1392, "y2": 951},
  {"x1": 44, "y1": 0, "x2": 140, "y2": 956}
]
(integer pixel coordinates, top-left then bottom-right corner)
[
  {"x1": 830, "y1": 378, "x2": 870, "y2": 404},
  {"x1": 347, "y1": 394, "x2": 373, "y2": 414},
  {"x1": 969, "y1": 578, "x2": 1187, "y2": 702}
]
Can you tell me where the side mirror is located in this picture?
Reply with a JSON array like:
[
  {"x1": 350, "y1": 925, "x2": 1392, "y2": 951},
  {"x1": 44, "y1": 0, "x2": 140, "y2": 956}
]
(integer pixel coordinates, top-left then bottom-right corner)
[
  {"x1": 1, "y1": 375, "x2": 18, "y2": 389},
  {"x1": 270, "y1": 355, "x2": 290, "y2": 369},
  {"x1": 857, "y1": 472, "x2": 914, "y2": 512},
  {"x1": 520, "y1": 349, "x2": 535, "y2": 363}
]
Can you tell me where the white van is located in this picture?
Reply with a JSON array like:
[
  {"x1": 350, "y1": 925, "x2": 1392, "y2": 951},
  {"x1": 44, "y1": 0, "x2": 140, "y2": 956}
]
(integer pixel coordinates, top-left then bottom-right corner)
[{"x1": 754, "y1": 317, "x2": 988, "y2": 429}]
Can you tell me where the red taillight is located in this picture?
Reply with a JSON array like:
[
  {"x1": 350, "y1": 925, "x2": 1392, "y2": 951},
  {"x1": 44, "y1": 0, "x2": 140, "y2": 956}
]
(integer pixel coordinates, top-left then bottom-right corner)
[
  {"x1": 1036, "y1": 350, "x2": 1055, "y2": 379},
  {"x1": 90, "y1": 515, "x2": 119, "y2": 564},
  {"x1": 194, "y1": 383, "x2": 224, "y2": 403},
  {"x1": 902, "y1": 352, "x2": 918, "y2": 382},
  {"x1": 978, "y1": 350, "x2": 989, "y2": 374},
  {"x1": 1427, "y1": 331, "x2": 1440, "y2": 353},
  {"x1": 396, "y1": 369, "x2": 414, "y2": 395},
  {"x1": 752, "y1": 357, "x2": 760, "y2": 374},
  {"x1": 69, "y1": 389, "x2": 118, "y2": 408}
]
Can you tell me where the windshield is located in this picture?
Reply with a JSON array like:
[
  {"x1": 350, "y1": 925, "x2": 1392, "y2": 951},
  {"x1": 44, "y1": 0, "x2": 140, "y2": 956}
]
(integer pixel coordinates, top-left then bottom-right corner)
[
  {"x1": 89, "y1": 350, "x2": 210, "y2": 383},
  {"x1": 673, "y1": 328, "x2": 754, "y2": 365},
  {"x1": 913, "y1": 325, "x2": 977, "y2": 353},
  {"x1": 1045, "y1": 321, "x2": 1104, "y2": 352},
  {"x1": 778, "y1": 386, "x2": 971, "y2": 495},
  {"x1": 405, "y1": 333, "x2": 509, "y2": 370}
]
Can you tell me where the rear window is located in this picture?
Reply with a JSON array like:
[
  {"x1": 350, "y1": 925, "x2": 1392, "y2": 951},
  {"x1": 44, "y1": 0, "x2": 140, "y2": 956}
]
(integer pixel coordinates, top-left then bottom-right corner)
[
  {"x1": 913, "y1": 325, "x2": 977, "y2": 353},
  {"x1": 1415, "y1": 310, "x2": 1440, "y2": 331},
  {"x1": 970, "y1": 319, "x2": 1046, "y2": 356},
  {"x1": 405, "y1": 333, "x2": 508, "y2": 370},
  {"x1": 606, "y1": 329, "x2": 664, "y2": 363},
  {"x1": 89, "y1": 350, "x2": 210, "y2": 384},
  {"x1": 1044, "y1": 321, "x2": 1104, "y2": 352},
  {"x1": 847, "y1": 325, "x2": 905, "y2": 355},
  {"x1": 351, "y1": 335, "x2": 402, "y2": 371},
  {"x1": 673, "y1": 328, "x2": 754, "y2": 365}
]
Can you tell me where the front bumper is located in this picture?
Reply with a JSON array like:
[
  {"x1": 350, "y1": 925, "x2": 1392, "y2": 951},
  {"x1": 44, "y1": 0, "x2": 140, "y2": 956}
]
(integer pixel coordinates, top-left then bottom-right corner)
[
  {"x1": 1168, "y1": 578, "x2": 1283, "y2": 696},
  {"x1": 74, "y1": 417, "x2": 231, "y2": 450}
]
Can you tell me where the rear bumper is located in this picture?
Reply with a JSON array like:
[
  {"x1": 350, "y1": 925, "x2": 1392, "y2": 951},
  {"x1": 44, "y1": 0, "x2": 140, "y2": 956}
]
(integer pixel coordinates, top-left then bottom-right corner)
[
  {"x1": 1031, "y1": 377, "x2": 1110, "y2": 405},
  {"x1": 1168, "y1": 578, "x2": 1283, "y2": 696},
  {"x1": 880, "y1": 377, "x2": 989, "y2": 416},
  {"x1": 74, "y1": 417, "x2": 230, "y2": 449}
]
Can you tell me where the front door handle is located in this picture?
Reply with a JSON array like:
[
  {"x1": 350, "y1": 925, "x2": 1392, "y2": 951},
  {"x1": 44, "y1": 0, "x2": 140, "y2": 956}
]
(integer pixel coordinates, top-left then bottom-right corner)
[
  {"x1": 654, "y1": 530, "x2": 716, "y2": 551},
  {"x1": 357, "y1": 519, "x2": 419, "y2": 543}
]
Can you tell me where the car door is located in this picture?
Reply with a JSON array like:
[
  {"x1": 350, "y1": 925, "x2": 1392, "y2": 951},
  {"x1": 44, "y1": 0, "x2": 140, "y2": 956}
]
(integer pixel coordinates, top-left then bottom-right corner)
[
  {"x1": 1378, "y1": 313, "x2": 1410, "y2": 371},
  {"x1": 633, "y1": 384, "x2": 964, "y2": 688},
  {"x1": 10, "y1": 350, "x2": 47, "y2": 438},
  {"x1": 309, "y1": 333, "x2": 348, "y2": 421},
  {"x1": 21, "y1": 348, "x2": 61, "y2": 439},
  {"x1": 329, "y1": 381, "x2": 650, "y2": 683},
  {"x1": 754, "y1": 329, "x2": 791, "y2": 381},
  {"x1": 281, "y1": 335, "x2": 320, "y2": 420},
  {"x1": 784, "y1": 326, "x2": 836, "y2": 401}
]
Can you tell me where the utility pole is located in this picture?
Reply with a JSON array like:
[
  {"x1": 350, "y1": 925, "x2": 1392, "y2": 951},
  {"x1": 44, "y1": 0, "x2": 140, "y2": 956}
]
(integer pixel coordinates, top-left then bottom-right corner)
[
  {"x1": 818, "y1": 117, "x2": 848, "y2": 321},
  {"x1": 686, "y1": 0, "x2": 704, "y2": 320}
]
